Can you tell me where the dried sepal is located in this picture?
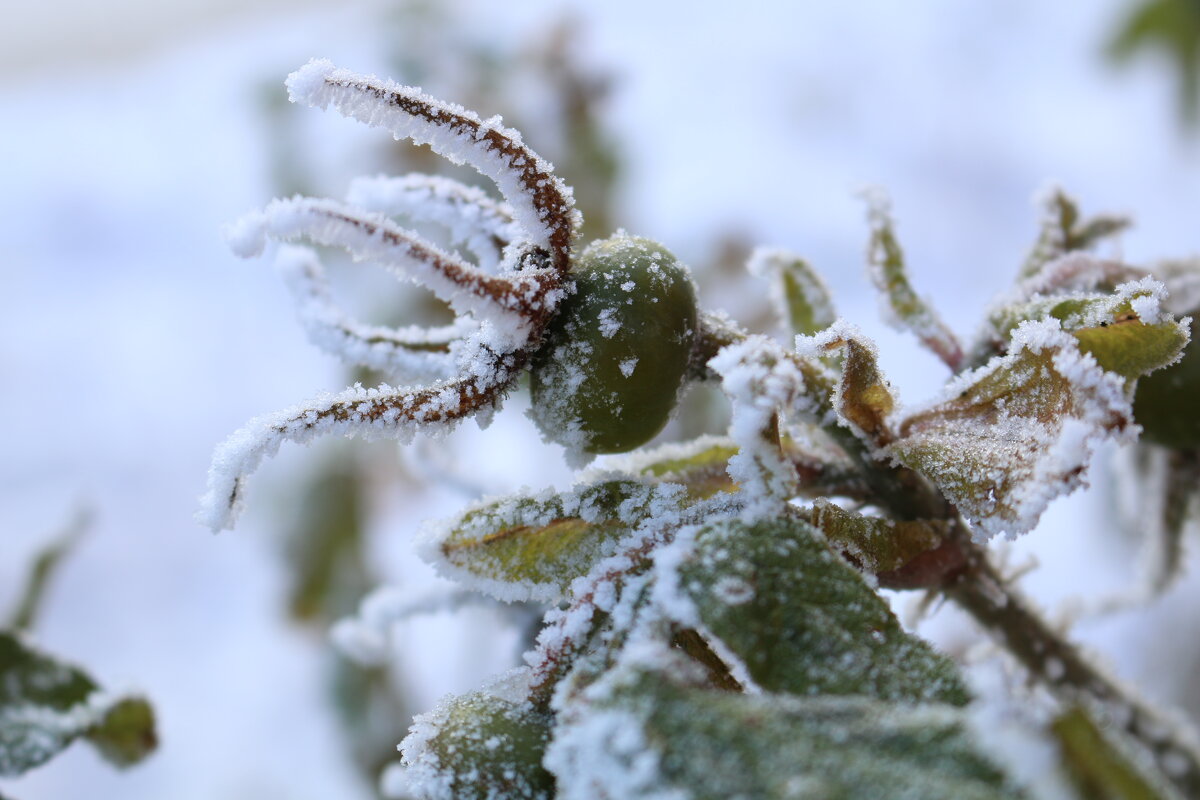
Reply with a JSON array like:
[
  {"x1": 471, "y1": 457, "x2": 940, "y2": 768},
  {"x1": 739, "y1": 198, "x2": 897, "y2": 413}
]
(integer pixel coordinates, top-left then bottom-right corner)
[
  {"x1": 1019, "y1": 186, "x2": 1131, "y2": 280},
  {"x1": 274, "y1": 245, "x2": 465, "y2": 381},
  {"x1": 798, "y1": 321, "x2": 897, "y2": 448},
  {"x1": 746, "y1": 247, "x2": 836, "y2": 337},
  {"x1": 197, "y1": 346, "x2": 519, "y2": 532},
  {"x1": 287, "y1": 59, "x2": 580, "y2": 273},
  {"x1": 226, "y1": 196, "x2": 561, "y2": 343},
  {"x1": 888, "y1": 320, "x2": 1135, "y2": 540},
  {"x1": 863, "y1": 191, "x2": 963, "y2": 370},
  {"x1": 346, "y1": 173, "x2": 518, "y2": 270},
  {"x1": 418, "y1": 479, "x2": 689, "y2": 603}
]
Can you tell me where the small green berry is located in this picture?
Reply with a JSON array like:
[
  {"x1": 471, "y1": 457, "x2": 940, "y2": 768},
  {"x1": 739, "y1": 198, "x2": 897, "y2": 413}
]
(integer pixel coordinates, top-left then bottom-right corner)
[{"x1": 530, "y1": 234, "x2": 698, "y2": 455}]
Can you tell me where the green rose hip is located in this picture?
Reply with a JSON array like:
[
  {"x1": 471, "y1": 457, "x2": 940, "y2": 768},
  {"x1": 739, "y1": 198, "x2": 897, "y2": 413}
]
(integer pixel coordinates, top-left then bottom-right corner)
[{"x1": 530, "y1": 234, "x2": 698, "y2": 456}]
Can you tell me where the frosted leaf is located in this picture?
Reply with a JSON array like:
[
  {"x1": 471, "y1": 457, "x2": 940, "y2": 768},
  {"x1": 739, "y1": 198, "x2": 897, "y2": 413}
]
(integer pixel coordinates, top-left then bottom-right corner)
[
  {"x1": 1019, "y1": 185, "x2": 1130, "y2": 280},
  {"x1": 797, "y1": 320, "x2": 897, "y2": 447},
  {"x1": 274, "y1": 245, "x2": 466, "y2": 381},
  {"x1": 198, "y1": 350, "x2": 516, "y2": 532},
  {"x1": 971, "y1": 275, "x2": 1187, "y2": 376},
  {"x1": 600, "y1": 435, "x2": 740, "y2": 501},
  {"x1": 809, "y1": 498, "x2": 949, "y2": 577},
  {"x1": 746, "y1": 247, "x2": 836, "y2": 337},
  {"x1": 418, "y1": 479, "x2": 690, "y2": 604},
  {"x1": 396, "y1": 691, "x2": 554, "y2": 800},
  {"x1": 225, "y1": 196, "x2": 559, "y2": 348},
  {"x1": 548, "y1": 648, "x2": 1018, "y2": 800},
  {"x1": 863, "y1": 190, "x2": 963, "y2": 370},
  {"x1": 347, "y1": 173, "x2": 519, "y2": 271},
  {"x1": 0, "y1": 632, "x2": 156, "y2": 776},
  {"x1": 286, "y1": 59, "x2": 580, "y2": 273},
  {"x1": 888, "y1": 319, "x2": 1138, "y2": 540},
  {"x1": 651, "y1": 516, "x2": 968, "y2": 704}
]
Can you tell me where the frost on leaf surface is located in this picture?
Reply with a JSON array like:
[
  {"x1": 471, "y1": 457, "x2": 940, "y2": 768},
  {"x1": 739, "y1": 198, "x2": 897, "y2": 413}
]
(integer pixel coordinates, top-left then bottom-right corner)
[
  {"x1": 654, "y1": 516, "x2": 968, "y2": 703},
  {"x1": 420, "y1": 479, "x2": 690, "y2": 603},
  {"x1": 548, "y1": 648, "x2": 1019, "y2": 800},
  {"x1": 0, "y1": 632, "x2": 156, "y2": 776},
  {"x1": 397, "y1": 690, "x2": 553, "y2": 800},
  {"x1": 888, "y1": 319, "x2": 1142, "y2": 540}
]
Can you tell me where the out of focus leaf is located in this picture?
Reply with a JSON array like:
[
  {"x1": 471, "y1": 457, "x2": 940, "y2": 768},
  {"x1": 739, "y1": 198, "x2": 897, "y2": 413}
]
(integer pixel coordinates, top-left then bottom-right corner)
[
  {"x1": 7, "y1": 510, "x2": 88, "y2": 632},
  {"x1": 428, "y1": 480, "x2": 688, "y2": 602},
  {"x1": 550, "y1": 656, "x2": 1019, "y2": 800},
  {"x1": 399, "y1": 691, "x2": 554, "y2": 800},
  {"x1": 1020, "y1": 187, "x2": 1130, "y2": 279},
  {"x1": 1051, "y1": 705, "x2": 1171, "y2": 800},
  {"x1": 668, "y1": 516, "x2": 969, "y2": 704},
  {"x1": 864, "y1": 192, "x2": 963, "y2": 370},
  {"x1": 748, "y1": 248, "x2": 836, "y2": 337},
  {"x1": 0, "y1": 632, "x2": 156, "y2": 776},
  {"x1": 285, "y1": 463, "x2": 370, "y2": 622},
  {"x1": 1108, "y1": 0, "x2": 1200, "y2": 127}
]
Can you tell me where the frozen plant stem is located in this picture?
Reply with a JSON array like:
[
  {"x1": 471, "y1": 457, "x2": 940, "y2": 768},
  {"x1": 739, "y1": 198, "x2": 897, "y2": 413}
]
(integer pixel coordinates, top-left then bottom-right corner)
[{"x1": 945, "y1": 548, "x2": 1200, "y2": 798}]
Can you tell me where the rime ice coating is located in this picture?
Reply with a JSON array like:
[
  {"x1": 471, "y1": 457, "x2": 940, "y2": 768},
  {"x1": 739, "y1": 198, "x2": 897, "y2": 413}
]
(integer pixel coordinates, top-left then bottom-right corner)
[
  {"x1": 274, "y1": 244, "x2": 467, "y2": 381},
  {"x1": 346, "y1": 174, "x2": 519, "y2": 272}
]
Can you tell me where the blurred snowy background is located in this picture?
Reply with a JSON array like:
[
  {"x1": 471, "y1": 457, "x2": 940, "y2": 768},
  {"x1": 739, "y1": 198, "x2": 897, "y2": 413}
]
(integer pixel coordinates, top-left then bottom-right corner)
[{"x1": 3, "y1": 1, "x2": 1199, "y2": 797}]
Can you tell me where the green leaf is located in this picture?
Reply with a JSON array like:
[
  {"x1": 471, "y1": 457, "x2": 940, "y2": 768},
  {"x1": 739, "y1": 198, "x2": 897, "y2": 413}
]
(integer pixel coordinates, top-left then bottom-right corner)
[
  {"x1": 890, "y1": 320, "x2": 1140, "y2": 539},
  {"x1": 666, "y1": 515, "x2": 969, "y2": 704},
  {"x1": 1051, "y1": 705, "x2": 1173, "y2": 800},
  {"x1": 1108, "y1": 0, "x2": 1200, "y2": 126},
  {"x1": 7, "y1": 510, "x2": 88, "y2": 632},
  {"x1": 549, "y1": 654, "x2": 1020, "y2": 800},
  {"x1": 399, "y1": 691, "x2": 554, "y2": 800},
  {"x1": 809, "y1": 498, "x2": 947, "y2": 575},
  {"x1": 284, "y1": 460, "x2": 371, "y2": 622},
  {"x1": 86, "y1": 698, "x2": 157, "y2": 768},
  {"x1": 864, "y1": 192, "x2": 963, "y2": 369},
  {"x1": 425, "y1": 479, "x2": 688, "y2": 603},
  {"x1": 0, "y1": 632, "x2": 156, "y2": 776},
  {"x1": 632, "y1": 436, "x2": 739, "y2": 500},
  {"x1": 749, "y1": 248, "x2": 836, "y2": 337},
  {"x1": 1019, "y1": 187, "x2": 1130, "y2": 279},
  {"x1": 978, "y1": 282, "x2": 1187, "y2": 383}
]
